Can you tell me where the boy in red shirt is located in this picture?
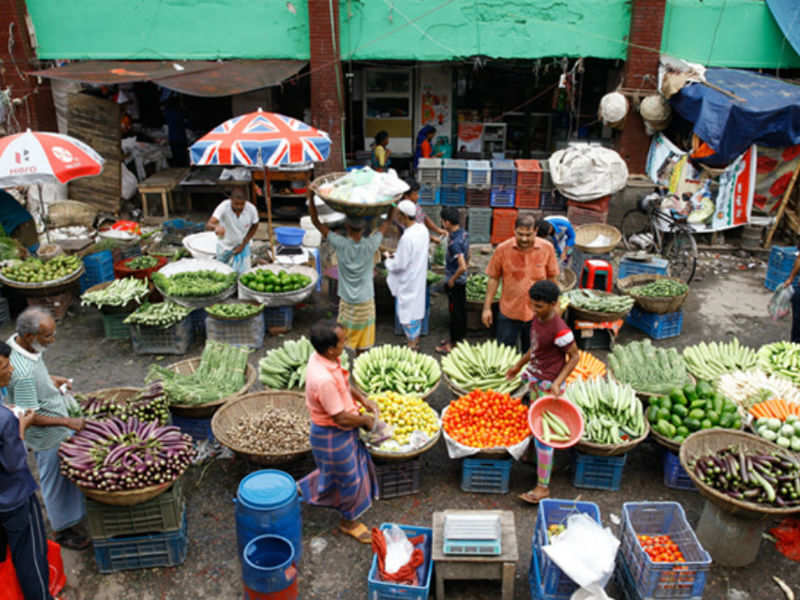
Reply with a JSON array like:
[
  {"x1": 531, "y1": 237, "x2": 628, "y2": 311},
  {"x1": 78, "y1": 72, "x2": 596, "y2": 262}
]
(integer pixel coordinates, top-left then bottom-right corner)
[{"x1": 506, "y1": 280, "x2": 579, "y2": 504}]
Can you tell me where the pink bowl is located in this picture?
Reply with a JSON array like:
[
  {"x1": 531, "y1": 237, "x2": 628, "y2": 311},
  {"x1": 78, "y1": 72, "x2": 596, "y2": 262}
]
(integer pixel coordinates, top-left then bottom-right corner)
[{"x1": 528, "y1": 395, "x2": 584, "y2": 449}]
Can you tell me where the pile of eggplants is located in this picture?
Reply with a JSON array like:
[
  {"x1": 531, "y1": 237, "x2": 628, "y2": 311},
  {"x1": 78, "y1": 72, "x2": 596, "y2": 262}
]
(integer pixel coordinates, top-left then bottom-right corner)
[
  {"x1": 59, "y1": 417, "x2": 195, "y2": 492},
  {"x1": 690, "y1": 445, "x2": 800, "y2": 508},
  {"x1": 79, "y1": 382, "x2": 170, "y2": 425}
]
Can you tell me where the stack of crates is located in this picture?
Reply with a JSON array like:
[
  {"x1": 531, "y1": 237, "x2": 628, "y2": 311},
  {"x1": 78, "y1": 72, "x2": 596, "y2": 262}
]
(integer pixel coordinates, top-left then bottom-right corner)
[
  {"x1": 206, "y1": 311, "x2": 265, "y2": 350},
  {"x1": 765, "y1": 245, "x2": 799, "y2": 291},
  {"x1": 468, "y1": 207, "x2": 493, "y2": 244},
  {"x1": 491, "y1": 208, "x2": 518, "y2": 245},
  {"x1": 421, "y1": 204, "x2": 442, "y2": 228},
  {"x1": 417, "y1": 158, "x2": 442, "y2": 207},
  {"x1": 90, "y1": 479, "x2": 188, "y2": 573},
  {"x1": 466, "y1": 160, "x2": 491, "y2": 186},
  {"x1": 466, "y1": 186, "x2": 491, "y2": 207},
  {"x1": 80, "y1": 250, "x2": 115, "y2": 293},
  {"x1": 515, "y1": 159, "x2": 543, "y2": 209},
  {"x1": 419, "y1": 184, "x2": 440, "y2": 206},
  {"x1": 440, "y1": 160, "x2": 467, "y2": 206},
  {"x1": 265, "y1": 306, "x2": 294, "y2": 335},
  {"x1": 490, "y1": 159, "x2": 516, "y2": 207},
  {"x1": 566, "y1": 196, "x2": 610, "y2": 226}
]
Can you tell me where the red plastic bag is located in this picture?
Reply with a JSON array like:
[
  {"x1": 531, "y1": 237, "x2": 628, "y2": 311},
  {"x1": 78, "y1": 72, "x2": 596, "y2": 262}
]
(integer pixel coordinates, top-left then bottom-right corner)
[
  {"x1": 0, "y1": 540, "x2": 66, "y2": 600},
  {"x1": 111, "y1": 220, "x2": 142, "y2": 235},
  {"x1": 770, "y1": 518, "x2": 800, "y2": 562}
]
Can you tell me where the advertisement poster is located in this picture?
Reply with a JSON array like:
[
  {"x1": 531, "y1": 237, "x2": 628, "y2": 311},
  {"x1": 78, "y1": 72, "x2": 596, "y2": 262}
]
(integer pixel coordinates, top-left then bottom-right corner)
[
  {"x1": 753, "y1": 145, "x2": 800, "y2": 215},
  {"x1": 457, "y1": 122, "x2": 483, "y2": 153}
]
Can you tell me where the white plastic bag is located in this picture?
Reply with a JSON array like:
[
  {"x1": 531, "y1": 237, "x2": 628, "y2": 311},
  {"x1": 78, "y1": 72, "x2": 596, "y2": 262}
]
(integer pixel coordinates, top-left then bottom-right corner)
[
  {"x1": 769, "y1": 283, "x2": 793, "y2": 321},
  {"x1": 543, "y1": 513, "x2": 619, "y2": 590},
  {"x1": 383, "y1": 525, "x2": 413, "y2": 574}
]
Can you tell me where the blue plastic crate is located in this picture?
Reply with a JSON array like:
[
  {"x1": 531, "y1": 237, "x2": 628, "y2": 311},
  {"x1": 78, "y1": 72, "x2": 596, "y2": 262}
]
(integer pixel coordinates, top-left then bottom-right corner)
[
  {"x1": 171, "y1": 414, "x2": 214, "y2": 442},
  {"x1": 625, "y1": 308, "x2": 683, "y2": 340},
  {"x1": 442, "y1": 158, "x2": 468, "y2": 185},
  {"x1": 460, "y1": 458, "x2": 511, "y2": 494},
  {"x1": 491, "y1": 159, "x2": 516, "y2": 186},
  {"x1": 613, "y1": 554, "x2": 643, "y2": 600},
  {"x1": 440, "y1": 186, "x2": 466, "y2": 207},
  {"x1": 80, "y1": 250, "x2": 115, "y2": 292},
  {"x1": 419, "y1": 184, "x2": 440, "y2": 206},
  {"x1": 367, "y1": 523, "x2": 432, "y2": 600},
  {"x1": 93, "y1": 511, "x2": 188, "y2": 573},
  {"x1": 264, "y1": 306, "x2": 294, "y2": 333},
  {"x1": 163, "y1": 218, "x2": 204, "y2": 234},
  {"x1": 532, "y1": 499, "x2": 602, "y2": 600},
  {"x1": 572, "y1": 452, "x2": 627, "y2": 491},
  {"x1": 393, "y1": 287, "x2": 431, "y2": 337},
  {"x1": 621, "y1": 502, "x2": 710, "y2": 599},
  {"x1": 765, "y1": 246, "x2": 799, "y2": 291},
  {"x1": 490, "y1": 186, "x2": 516, "y2": 208},
  {"x1": 663, "y1": 451, "x2": 695, "y2": 491},
  {"x1": 618, "y1": 257, "x2": 669, "y2": 280}
]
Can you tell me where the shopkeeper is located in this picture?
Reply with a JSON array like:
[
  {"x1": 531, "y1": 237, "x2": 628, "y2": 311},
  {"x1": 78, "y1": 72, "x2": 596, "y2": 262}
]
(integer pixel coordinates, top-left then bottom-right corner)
[
  {"x1": 206, "y1": 187, "x2": 259, "y2": 274},
  {"x1": 0, "y1": 190, "x2": 39, "y2": 254}
]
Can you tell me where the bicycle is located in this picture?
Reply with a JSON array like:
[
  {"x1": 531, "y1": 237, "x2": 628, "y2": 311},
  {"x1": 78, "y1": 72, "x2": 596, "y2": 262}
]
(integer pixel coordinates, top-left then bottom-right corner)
[{"x1": 620, "y1": 189, "x2": 698, "y2": 284}]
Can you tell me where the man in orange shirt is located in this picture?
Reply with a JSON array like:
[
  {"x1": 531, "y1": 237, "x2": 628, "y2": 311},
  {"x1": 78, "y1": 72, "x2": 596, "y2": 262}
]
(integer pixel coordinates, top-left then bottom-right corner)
[{"x1": 481, "y1": 214, "x2": 559, "y2": 351}]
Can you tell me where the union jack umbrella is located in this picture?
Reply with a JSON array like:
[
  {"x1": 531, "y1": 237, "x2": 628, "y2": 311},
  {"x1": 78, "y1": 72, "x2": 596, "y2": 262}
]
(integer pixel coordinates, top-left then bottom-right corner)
[{"x1": 189, "y1": 109, "x2": 330, "y2": 167}]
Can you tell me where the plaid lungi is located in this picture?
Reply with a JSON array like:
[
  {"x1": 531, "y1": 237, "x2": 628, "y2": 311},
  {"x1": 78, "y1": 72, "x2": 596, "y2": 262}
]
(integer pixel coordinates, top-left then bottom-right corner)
[
  {"x1": 298, "y1": 424, "x2": 378, "y2": 521},
  {"x1": 337, "y1": 298, "x2": 376, "y2": 351}
]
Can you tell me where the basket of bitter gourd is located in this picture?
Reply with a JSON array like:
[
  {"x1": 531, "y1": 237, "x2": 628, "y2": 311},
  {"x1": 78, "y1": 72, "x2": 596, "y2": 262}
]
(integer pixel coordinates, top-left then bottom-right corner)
[
  {"x1": 617, "y1": 274, "x2": 688, "y2": 314},
  {"x1": 563, "y1": 289, "x2": 634, "y2": 322},
  {"x1": 440, "y1": 340, "x2": 526, "y2": 397},
  {"x1": 352, "y1": 345, "x2": 441, "y2": 399}
]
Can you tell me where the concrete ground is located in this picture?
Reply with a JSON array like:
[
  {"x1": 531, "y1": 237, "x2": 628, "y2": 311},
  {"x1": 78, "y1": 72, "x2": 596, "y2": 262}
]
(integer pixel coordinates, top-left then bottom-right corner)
[{"x1": 1, "y1": 249, "x2": 796, "y2": 600}]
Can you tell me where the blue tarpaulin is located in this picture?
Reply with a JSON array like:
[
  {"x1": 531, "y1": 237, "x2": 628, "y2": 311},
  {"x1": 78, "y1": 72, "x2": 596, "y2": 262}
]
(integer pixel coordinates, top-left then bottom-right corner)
[
  {"x1": 766, "y1": 0, "x2": 800, "y2": 58},
  {"x1": 670, "y1": 68, "x2": 800, "y2": 165}
]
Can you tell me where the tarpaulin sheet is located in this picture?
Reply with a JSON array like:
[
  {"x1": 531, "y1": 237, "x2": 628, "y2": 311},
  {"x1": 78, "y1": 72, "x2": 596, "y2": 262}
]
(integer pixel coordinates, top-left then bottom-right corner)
[
  {"x1": 766, "y1": 0, "x2": 800, "y2": 59},
  {"x1": 670, "y1": 68, "x2": 800, "y2": 165}
]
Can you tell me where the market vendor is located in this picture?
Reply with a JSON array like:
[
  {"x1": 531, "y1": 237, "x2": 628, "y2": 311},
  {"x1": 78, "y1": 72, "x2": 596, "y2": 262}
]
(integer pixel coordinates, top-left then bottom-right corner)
[
  {"x1": 308, "y1": 197, "x2": 394, "y2": 354},
  {"x1": 385, "y1": 200, "x2": 430, "y2": 350},
  {"x1": 482, "y1": 215, "x2": 559, "y2": 351},
  {"x1": 6, "y1": 308, "x2": 89, "y2": 551},
  {"x1": 298, "y1": 320, "x2": 381, "y2": 544},
  {"x1": 540, "y1": 215, "x2": 575, "y2": 266},
  {"x1": 371, "y1": 131, "x2": 391, "y2": 172},
  {"x1": 0, "y1": 189, "x2": 39, "y2": 254},
  {"x1": 206, "y1": 186, "x2": 259, "y2": 274}
]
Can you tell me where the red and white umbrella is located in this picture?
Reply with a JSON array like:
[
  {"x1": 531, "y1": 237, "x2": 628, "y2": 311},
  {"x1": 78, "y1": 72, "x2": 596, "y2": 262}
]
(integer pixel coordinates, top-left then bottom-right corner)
[{"x1": 0, "y1": 129, "x2": 104, "y2": 186}]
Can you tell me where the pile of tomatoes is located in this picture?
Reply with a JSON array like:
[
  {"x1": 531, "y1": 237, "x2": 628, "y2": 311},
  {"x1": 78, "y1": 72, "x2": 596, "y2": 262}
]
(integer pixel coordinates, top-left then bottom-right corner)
[
  {"x1": 442, "y1": 390, "x2": 531, "y2": 448},
  {"x1": 637, "y1": 534, "x2": 685, "y2": 563}
]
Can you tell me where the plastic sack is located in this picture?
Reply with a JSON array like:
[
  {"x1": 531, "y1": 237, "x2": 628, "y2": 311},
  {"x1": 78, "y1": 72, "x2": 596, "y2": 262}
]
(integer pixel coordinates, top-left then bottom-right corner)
[
  {"x1": 440, "y1": 406, "x2": 531, "y2": 460},
  {"x1": 770, "y1": 517, "x2": 800, "y2": 561},
  {"x1": 549, "y1": 144, "x2": 628, "y2": 201},
  {"x1": 769, "y1": 283, "x2": 793, "y2": 321},
  {"x1": 384, "y1": 525, "x2": 414, "y2": 574},
  {"x1": 543, "y1": 513, "x2": 619, "y2": 590}
]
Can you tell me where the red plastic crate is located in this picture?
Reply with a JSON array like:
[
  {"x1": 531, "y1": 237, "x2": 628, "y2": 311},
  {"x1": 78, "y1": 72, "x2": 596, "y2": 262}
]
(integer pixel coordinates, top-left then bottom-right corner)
[
  {"x1": 516, "y1": 187, "x2": 540, "y2": 209},
  {"x1": 491, "y1": 208, "x2": 518, "y2": 245},
  {"x1": 467, "y1": 186, "x2": 491, "y2": 207},
  {"x1": 567, "y1": 205, "x2": 608, "y2": 227},
  {"x1": 515, "y1": 159, "x2": 544, "y2": 188},
  {"x1": 567, "y1": 196, "x2": 610, "y2": 213}
]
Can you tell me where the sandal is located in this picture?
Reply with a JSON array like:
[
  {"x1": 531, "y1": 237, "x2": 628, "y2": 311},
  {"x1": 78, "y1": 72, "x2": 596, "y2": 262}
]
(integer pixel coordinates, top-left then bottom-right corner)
[
  {"x1": 56, "y1": 530, "x2": 91, "y2": 551},
  {"x1": 435, "y1": 342, "x2": 452, "y2": 354},
  {"x1": 518, "y1": 487, "x2": 550, "y2": 505},
  {"x1": 338, "y1": 521, "x2": 372, "y2": 544}
]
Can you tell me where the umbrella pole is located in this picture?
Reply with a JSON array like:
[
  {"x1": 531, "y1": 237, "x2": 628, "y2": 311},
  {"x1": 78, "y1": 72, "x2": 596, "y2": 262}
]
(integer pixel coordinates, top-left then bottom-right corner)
[
  {"x1": 39, "y1": 184, "x2": 50, "y2": 244},
  {"x1": 264, "y1": 168, "x2": 274, "y2": 262}
]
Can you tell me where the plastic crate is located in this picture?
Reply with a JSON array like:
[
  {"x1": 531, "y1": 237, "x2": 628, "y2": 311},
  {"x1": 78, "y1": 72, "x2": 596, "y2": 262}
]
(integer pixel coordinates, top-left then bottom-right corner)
[
  {"x1": 491, "y1": 159, "x2": 516, "y2": 186},
  {"x1": 442, "y1": 159, "x2": 468, "y2": 185},
  {"x1": 567, "y1": 196, "x2": 610, "y2": 213},
  {"x1": 92, "y1": 511, "x2": 188, "y2": 573},
  {"x1": 80, "y1": 250, "x2": 115, "y2": 292},
  {"x1": 0, "y1": 297, "x2": 9, "y2": 326},
  {"x1": 516, "y1": 187, "x2": 541, "y2": 210},
  {"x1": 129, "y1": 317, "x2": 193, "y2": 355},
  {"x1": 626, "y1": 308, "x2": 683, "y2": 340},
  {"x1": 572, "y1": 452, "x2": 626, "y2": 491},
  {"x1": 765, "y1": 246, "x2": 800, "y2": 291},
  {"x1": 421, "y1": 204, "x2": 442, "y2": 227},
  {"x1": 87, "y1": 480, "x2": 184, "y2": 539},
  {"x1": 468, "y1": 207, "x2": 493, "y2": 245},
  {"x1": 541, "y1": 190, "x2": 567, "y2": 212},
  {"x1": 188, "y1": 308, "x2": 206, "y2": 338},
  {"x1": 566, "y1": 205, "x2": 608, "y2": 227},
  {"x1": 418, "y1": 184, "x2": 440, "y2": 206},
  {"x1": 515, "y1": 159, "x2": 544, "y2": 188},
  {"x1": 614, "y1": 554, "x2": 643, "y2": 600},
  {"x1": 618, "y1": 257, "x2": 669, "y2": 280},
  {"x1": 490, "y1": 186, "x2": 516, "y2": 208},
  {"x1": 663, "y1": 451, "x2": 695, "y2": 491},
  {"x1": 467, "y1": 160, "x2": 492, "y2": 186},
  {"x1": 367, "y1": 523, "x2": 433, "y2": 600},
  {"x1": 206, "y1": 312, "x2": 265, "y2": 349},
  {"x1": 575, "y1": 327, "x2": 614, "y2": 351},
  {"x1": 102, "y1": 313, "x2": 132, "y2": 340},
  {"x1": 374, "y1": 458, "x2": 422, "y2": 499},
  {"x1": 163, "y1": 218, "x2": 204, "y2": 234},
  {"x1": 467, "y1": 186, "x2": 491, "y2": 207},
  {"x1": 171, "y1": 414, "x2": 214, "y2": 442},
  {"x1": 531, "y1": 499, "x2": 601, "y2": 600},
  {"x1": 417, "y1": 158, "x2": 442, "y2": 185},
  {"x1": 621, "y1": 502, "x2": 710, "y2": 599},
  {"x1": 394, "y1": 287, "x2": 431, "y2": 337},
  {"x1": 440, "y1": 186, "x2": 466, "y2": 207},
  {"x1": 491, "y1": 208, "x2": 518, "y2": 245},
  {"x1": 460, "y1": 458, "x2": 511, "y2": 494},
  {"x1": 264, "y1": 306, "x2": 294, "y2": 334}
]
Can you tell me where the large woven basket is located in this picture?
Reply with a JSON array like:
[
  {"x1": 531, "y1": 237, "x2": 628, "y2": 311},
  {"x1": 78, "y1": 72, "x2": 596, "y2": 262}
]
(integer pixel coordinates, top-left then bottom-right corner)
[
  {"x1": 78, "y1": 481, "x2": 173, "y2": 506},
  {"x1": 680, "y1": 429, "x2": 800, "y2": 518},
  {"x1": 166, "y1": 358, "x2": 257, "y2": 418},
  {"x1": 574, "y1": 224, "x2": 621, "y2": 254},
  {"x1": 87, "y1": 387, "x2": 141, "y2": 404},
  {"x1": 82, "y1": 281, "x2": 148, "y2": 315},
  {"x1": 211, "y1": 391, "x2": 311, "y2": 465},
  {"x1": 568, "y1": 290, "x2": 633, "y2": 322},
  {"x1": 558, "y1": 267, "x2": 577, "y2": 292},
  {"x1": 310, "y1": 172, "x2": 399, "y2": 217},
  {"x1": 576, "y1": 419, "x2": 651, "y2": 457},
  {"x1": 617, "y1": 273, "x2": 689, "y2": 314},
  {"x1": 352, "y1": 374, "x2": 441, "y2": 402},
  {"x1": 47, "y1": 200, "x2": 98, "y2": 229}
]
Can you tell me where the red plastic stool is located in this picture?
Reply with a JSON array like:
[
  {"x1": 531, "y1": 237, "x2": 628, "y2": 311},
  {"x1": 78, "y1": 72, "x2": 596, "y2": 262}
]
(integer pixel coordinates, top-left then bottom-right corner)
[
  {"x1": 580, "y1": 259, "x2": 613, "y2": 292},
  {"x1": 1, "y1": 540, "x2": 66, "y2": 600}
]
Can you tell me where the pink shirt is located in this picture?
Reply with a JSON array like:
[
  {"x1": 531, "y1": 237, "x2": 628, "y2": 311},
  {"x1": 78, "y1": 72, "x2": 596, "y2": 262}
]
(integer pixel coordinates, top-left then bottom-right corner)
[{"x1": 305, "y1": 352, "x2": 358, "y2": 428}]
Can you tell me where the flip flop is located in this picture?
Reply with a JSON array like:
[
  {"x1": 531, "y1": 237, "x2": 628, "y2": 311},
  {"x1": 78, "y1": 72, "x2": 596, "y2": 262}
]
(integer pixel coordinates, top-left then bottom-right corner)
[
  {"x1": 435, "y1": 343, "x2": 452, "y2": 354},
  {"x1": 56, "y1": 531, "x2": 91, "y2": 551},
  {"x1": 338, "y1": 522, "x2": 371, "y2": 544},
  {"x1": 518, "y1": 488, "x2": 550, "y2": 505}
]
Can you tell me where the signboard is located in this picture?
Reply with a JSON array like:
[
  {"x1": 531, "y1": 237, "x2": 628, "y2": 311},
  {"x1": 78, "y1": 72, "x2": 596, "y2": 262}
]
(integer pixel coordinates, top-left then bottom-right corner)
[{"x1": 457, "y1": 122, "x2": 483, "y2": 154}]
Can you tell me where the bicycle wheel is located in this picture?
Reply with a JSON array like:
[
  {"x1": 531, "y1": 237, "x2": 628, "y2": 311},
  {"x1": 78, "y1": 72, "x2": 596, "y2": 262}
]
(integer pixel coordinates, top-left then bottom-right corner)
[
  {"x1": 620, "y1": 209, "x2": 657, "y2": 252},
  {"x1": 664, "y1": 228, "x2": 697, "y2": 284}
]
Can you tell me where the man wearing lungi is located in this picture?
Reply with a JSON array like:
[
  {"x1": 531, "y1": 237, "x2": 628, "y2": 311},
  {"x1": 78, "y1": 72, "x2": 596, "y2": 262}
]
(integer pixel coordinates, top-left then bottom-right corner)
[{"x1": 298, "y1": 320, "x2": 381, "y2": 543}]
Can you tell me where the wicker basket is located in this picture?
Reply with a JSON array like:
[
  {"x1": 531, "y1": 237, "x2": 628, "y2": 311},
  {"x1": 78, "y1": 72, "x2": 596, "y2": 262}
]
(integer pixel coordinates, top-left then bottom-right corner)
[
  {"x1": 88, "y1": 387, "x2": 141, "y2": 404},
  {"x1": 650, "y1": 427, "x2": 681, "y2": 453},
  {"x1": 166, "y1": 359, "x2": 257, "y2": 418},
  {"x1": 617, "y1": 274, "x2": 689, "y2": 314},
  {"x1": 310, "y1": 172, "x2": 399, "y2": 217},
  {"x1": 78, "y1": 481, "x2": 173, "y2": 507},
  {"x1": 0, "y1": 264, "x2": 84, "y2": 292},
  {"x1": 680, "y1": 429, "x2": 800, "y2": 517},
  {"x1": 82, "y1": 280, "x2": 148, "y2": 315},
  {"x1": 568, "y1": 290, "x2": 633, "y2": 322},
  {"x1": 367, "y1": 428, "x2": 442, "y2": 461},
  {"x1": 558, "y1": 267, "x2": 577, "y2": 292},
  {"x1": 574, "y1": 224, "x2": 621, "y2": 254},
  {"x1": 211, "y1": 391, "x2": 311, "y2": 465},
  {"x1": 576, "y1": 420, "x2": 651, "y2": 457},
  {"x1": 47, "y1": 200, "x2": 98, "y2": 229},
  {"x1": 442, "y1": 371, "x2": 526, "y2": 399}
]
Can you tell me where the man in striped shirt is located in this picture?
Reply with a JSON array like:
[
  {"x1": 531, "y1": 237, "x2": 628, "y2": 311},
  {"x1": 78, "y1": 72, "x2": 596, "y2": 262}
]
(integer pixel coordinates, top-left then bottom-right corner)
[{"x1": 6, "y1": 307, "x2": 89, "y2": 550}]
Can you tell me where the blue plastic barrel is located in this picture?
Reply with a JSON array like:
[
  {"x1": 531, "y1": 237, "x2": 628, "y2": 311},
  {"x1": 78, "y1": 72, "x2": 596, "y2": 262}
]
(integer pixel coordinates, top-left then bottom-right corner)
[
  {"x1": 242, "y1": 534, "x2": 298, "y2": 600},
  {"x1": 235, "y1": 470, "x2": 302, "y2": 564}
]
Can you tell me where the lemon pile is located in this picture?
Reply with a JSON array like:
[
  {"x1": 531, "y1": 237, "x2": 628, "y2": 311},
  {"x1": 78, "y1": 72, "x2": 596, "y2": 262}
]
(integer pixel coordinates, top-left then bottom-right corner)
[{"x1": 365, "y1": 392, "x2": 439, "y2": 445}]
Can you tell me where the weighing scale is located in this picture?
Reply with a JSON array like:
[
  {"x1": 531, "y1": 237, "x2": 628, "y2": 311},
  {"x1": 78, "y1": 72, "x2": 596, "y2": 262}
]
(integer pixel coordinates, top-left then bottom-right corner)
[{"x1": 443, "y1": 513, "x2": 502, "y2": 556}]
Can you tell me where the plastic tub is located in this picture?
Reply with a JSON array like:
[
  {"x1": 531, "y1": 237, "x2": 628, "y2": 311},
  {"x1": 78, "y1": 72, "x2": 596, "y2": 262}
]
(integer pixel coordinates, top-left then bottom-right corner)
[
  {"x1": 528, "y1": 396, "x2": 584, "y2": 449},
  {"x1": 274, "y1": 227, "x2": 305, "y2": 247}
]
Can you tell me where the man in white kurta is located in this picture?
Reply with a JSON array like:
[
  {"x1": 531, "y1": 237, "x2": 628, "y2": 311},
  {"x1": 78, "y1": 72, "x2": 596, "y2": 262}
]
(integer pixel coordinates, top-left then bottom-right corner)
[
  {"x1": 206, "y1": 187, "x2": 259, "y2": 274},
  {"x1": 385, "y1": 200, "x2": 430, "y2": 349}
]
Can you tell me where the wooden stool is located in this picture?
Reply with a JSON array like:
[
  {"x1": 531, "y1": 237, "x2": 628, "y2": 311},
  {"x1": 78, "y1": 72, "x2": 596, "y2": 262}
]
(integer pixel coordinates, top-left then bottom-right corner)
[
  {"x1": 432, "y1": 510, "x2": 517, "y2": 600},
  {"x1": 137, "y1": 167, "x2": 190, "y2": 221}
]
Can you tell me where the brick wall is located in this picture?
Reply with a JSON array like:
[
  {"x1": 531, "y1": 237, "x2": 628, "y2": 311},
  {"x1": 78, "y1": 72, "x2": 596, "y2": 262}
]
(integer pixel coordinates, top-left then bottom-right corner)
[
  {"x1": 0, "y1": 0, "x2": 56, "y2": 132},
  {"x1": 308, "y1": 0, "x2": 344, "y2": 173},
  {"x1": 617, "y1": 0, "x2": 666, "y2": 174}
]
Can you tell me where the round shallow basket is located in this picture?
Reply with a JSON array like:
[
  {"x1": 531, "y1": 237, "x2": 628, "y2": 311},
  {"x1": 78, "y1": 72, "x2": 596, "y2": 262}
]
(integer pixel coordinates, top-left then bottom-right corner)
[
  {"x1": 367, "y1": 428, "x2": 442, "y2": 461},
  {"x1": 574, "y1": 224, "x2": 622, "y2": 254},
  {"x1": 576, "y1": 420, "x2": 651, "y2": 457},
  {"x1": 310, "y1": 172, "x2": 399, "y2": 217},
  {"x1": 441, "y1": 405, "x2": 514, "y2": 458},
  {"x1": 82, "y1": 281, "x2": 149, "y2": 315},
  {"x1": 155, "y1": 258, "x2": 237, "y2": 309},
  {"x1": 617, "y1": 273, "x2": 689, "y2": 314},
  {"x1": 88, "y1": 387, "x2": 141, "y2": 404},
  {"x1": 78, "y1": 481, "x2": 173, "y2": 507},
  {"x1": 205, "y1": 300, "x2": 264, "y2": 321},
  {"x1": 353, "y1": 375, "x2": 441, "y2": 403},
  {"x1": 0, "y1": 263, "x2": 84, "y2": 293},
  {"x1": 211, "y1": 391, "x2": 311, "y2": 465},
  {"x1": 680, "y1": 428, "x2": 800, "y2": 518},
  {"x1": 557, "y1": 267, "x2": 577, "y2": 292},
  {"x1": 165, "y1": 358, "x2": 257, "y2": 418},
  {"x1": 568, "y1": 290, "x2": 633, "y2": 322},
  {"x1": 442, "y1": 371, "x2": 527, "y2": 399},
  {"x1": 238, "y1": 264, "x2": 318, "y2": 307},
  {"x1": 650, "y1": 427, "x2": 681, "y2": 453}
]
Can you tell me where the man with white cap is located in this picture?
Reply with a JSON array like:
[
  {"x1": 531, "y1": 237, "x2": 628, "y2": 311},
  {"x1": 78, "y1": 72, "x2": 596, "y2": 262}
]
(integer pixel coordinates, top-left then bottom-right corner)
[{"x1": 385, "y1": 200, "x2": 430, "y2": 349}]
